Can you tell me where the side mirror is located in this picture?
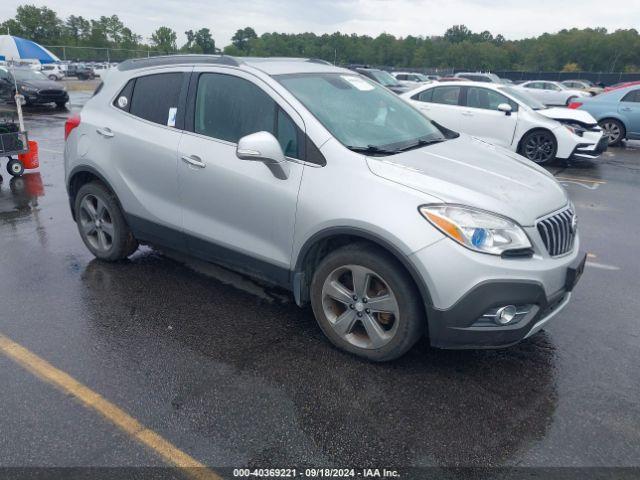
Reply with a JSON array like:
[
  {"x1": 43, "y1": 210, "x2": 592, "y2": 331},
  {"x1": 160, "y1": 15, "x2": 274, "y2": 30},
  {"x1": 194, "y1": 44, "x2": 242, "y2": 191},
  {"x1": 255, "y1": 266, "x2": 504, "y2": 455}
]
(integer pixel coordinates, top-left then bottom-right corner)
[
  {"x1": 497, "y1": 103, "x2": 512, "y2": 115},
  {"x1": 236, "y1": 131, "x2": 289, "y2": 180}
]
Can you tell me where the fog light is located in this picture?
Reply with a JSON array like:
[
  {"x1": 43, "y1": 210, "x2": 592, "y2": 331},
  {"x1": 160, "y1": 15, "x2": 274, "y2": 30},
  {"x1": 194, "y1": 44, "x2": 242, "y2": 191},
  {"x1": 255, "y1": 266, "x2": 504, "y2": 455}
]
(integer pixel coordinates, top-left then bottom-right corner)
[{"x1": 495, "y1": 305, "x2": 517, "y2": 325}]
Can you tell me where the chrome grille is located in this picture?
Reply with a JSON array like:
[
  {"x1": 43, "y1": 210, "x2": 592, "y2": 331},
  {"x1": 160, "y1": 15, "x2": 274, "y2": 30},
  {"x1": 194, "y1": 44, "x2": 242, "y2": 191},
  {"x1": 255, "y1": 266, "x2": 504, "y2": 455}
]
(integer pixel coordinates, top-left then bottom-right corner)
[{"x1": 537, "y1": 207, "x2": 576, "y2": 256}]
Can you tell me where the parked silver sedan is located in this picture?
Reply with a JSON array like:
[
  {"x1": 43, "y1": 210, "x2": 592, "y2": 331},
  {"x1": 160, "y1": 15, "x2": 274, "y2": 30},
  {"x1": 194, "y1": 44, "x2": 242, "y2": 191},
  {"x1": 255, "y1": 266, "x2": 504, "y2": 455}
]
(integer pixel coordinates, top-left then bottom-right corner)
[{"x1": 516, "y1": 80, "x2": 590, "y2": 106}]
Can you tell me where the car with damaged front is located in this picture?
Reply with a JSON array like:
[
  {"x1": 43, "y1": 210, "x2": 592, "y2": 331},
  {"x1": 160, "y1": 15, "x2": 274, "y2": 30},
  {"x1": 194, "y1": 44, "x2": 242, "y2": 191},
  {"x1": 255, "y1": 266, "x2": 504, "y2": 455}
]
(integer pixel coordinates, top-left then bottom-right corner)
[
  {"x1": 64, "y1": 55, "x2": 586, "y2": 361},
  {"x1": 402, "y1": 81, "x2": 607, "y2": 164}
]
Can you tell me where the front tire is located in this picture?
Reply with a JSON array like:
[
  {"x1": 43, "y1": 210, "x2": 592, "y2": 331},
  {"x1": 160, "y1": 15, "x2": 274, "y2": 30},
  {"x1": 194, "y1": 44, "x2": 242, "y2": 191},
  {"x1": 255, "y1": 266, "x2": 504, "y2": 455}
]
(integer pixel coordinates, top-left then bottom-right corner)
[
  {"x1": 55, "y1": 101, "x2": 67, "y2": 109},
  {"x1": 519, "y1": 130, "x2": 557, "y2": 164},
  {"x1": 310, "y1": 243, "x2": 424, "y2": 361},
  {"x1": 48, "y1": 75, "x2": 57, "y2": 81},
  {"x1": 598, "y1": 118, "x2": 625, "y2": 146},
  {"x1": 74, "y1": 182, "x2": 138, "y2": 261}
]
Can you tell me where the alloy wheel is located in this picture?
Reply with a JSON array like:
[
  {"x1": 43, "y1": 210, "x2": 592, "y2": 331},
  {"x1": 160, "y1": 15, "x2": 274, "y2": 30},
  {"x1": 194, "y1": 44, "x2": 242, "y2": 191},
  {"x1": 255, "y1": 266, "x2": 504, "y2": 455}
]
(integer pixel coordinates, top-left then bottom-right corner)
[
  {"x1": 321, "y1": 265, "x2": 400, "y2": 349},
  {"x1": 78, "y1": 194, "x2": 115, "y2": 253},
  {"x1": 601, "y1": 121, "x2": 621, "y2": 145},
  {"x1": 523, "y1": 133, "x2": 555, "y2": 163}
]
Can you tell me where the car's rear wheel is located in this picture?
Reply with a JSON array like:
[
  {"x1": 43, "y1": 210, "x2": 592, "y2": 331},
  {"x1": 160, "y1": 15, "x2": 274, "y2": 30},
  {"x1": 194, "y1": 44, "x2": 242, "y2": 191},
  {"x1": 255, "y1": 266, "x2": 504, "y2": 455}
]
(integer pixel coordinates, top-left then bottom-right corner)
[
  {"x1": 598, "y1": 118, "x2": 625, "y2": 146},
  {"x1": 520, "y1": 130, "x2": 557, "y2": 164},
  {"x1": 566, "y1": 95, "x2": 578, "y2": 106},
  {"x1": 48, "y1": 75, "x2": 57, "y2": 81},
  {"x1": 74, "y1": 182, "x2": 138, "y2": 261},
  {"x1": 310, "y1": 243, "x2": 424, "y2": 361}
]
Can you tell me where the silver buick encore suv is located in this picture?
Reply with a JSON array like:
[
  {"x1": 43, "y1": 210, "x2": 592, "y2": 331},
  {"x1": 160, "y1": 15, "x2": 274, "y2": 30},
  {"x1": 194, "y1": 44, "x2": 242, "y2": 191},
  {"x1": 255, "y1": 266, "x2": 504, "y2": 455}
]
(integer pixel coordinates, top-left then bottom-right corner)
[{"x1": 64, "y1": 55, "x2": 586, "y2": 361}]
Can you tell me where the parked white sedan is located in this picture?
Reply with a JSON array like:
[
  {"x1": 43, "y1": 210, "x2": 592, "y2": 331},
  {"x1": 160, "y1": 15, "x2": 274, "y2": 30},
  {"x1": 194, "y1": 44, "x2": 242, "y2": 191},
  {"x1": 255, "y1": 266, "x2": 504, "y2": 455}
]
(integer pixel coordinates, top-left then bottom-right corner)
[
  {"x1": 515, "y1": 80, "x2": 589, "y2": 106},
  {"x1": 401, "y1": 81, "x2": 607, "y2": 164}
]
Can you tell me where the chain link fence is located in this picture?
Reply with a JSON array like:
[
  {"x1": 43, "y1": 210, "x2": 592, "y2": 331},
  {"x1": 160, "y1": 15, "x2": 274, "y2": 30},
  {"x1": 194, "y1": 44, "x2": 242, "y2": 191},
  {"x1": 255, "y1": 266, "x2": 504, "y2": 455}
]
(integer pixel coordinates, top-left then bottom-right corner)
[{"x1": 43, "y1": 45, "x2": 172, "y2": 63}]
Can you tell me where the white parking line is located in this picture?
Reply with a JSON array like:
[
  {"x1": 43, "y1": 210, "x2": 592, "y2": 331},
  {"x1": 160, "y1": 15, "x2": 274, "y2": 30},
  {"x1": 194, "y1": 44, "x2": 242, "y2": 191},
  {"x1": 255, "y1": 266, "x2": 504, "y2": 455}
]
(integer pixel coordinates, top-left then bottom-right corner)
[
  {"x1": 586, "y1": 261, "x2": 620, "y2": 271},
  {"x1": 39, "y1": 148, "x2": 63, "y2": 154}
]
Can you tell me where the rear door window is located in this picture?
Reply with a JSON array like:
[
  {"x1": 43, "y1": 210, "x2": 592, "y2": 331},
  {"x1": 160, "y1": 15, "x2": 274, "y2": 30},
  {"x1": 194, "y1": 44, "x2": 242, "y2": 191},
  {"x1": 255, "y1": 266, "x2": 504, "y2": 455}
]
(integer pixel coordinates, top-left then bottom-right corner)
[
  {"x1": 128, "y1": 72, "x2": 184, "y2": 126},
  {"x1": 431, "y1": 86, "x2": 462, "y2": 105},
  {"x1": 412, "y1": 88, "x2": 434, "y2": 102},
  {"x1": 621, "y1": 90, "x2": 640, "y2": 103}
]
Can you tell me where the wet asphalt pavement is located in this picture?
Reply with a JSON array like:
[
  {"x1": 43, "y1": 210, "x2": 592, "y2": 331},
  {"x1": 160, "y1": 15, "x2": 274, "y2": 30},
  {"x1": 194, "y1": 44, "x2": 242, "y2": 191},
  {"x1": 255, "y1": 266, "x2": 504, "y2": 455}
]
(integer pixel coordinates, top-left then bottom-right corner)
[{"x1": 0, "y1": 92, "x2": 639, "y2": 477}]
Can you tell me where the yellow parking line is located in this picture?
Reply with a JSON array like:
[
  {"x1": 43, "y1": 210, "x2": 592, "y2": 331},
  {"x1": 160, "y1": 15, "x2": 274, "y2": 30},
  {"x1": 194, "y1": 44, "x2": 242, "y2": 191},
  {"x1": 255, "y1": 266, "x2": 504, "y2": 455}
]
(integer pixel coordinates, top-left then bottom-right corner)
[
  {"x1": 0, "y1": 333, "x2": 221, "y2": 480},
  {"x1": 555, "y1": 176, "x2": 607, "y2": 185}
]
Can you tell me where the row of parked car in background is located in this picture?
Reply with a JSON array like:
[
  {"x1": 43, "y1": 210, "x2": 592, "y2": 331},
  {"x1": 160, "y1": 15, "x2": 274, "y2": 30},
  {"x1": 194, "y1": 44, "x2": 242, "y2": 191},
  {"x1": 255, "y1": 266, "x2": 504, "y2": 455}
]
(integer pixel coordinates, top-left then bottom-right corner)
[
  {"x1": 347, "y1": 66, "x2": 639, "y2": 155},
  {"x1": 2, "y1": 59, "x2": 117, "y2": 81}
]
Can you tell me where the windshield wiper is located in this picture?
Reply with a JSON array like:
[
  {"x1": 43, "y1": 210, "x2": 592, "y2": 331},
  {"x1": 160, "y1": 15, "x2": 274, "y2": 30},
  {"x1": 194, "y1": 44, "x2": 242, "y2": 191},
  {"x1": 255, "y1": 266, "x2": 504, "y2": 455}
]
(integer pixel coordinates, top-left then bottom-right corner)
[
  {"x1": 346, "y1": 145, "x2": 397, "y2": 156},
  {"x1": 396, "y1": 138, "x2": 445, "y2": 153}
]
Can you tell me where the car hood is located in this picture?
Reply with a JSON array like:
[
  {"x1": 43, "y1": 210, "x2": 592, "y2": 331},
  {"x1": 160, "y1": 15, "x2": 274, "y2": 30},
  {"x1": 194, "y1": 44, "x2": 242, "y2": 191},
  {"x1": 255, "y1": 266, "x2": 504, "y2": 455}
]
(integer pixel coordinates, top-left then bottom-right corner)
[
  {"x1": 537, "y1": 106, "x2": 597, "y2": 125},
  {"x1": 20, "y1": 79, "x2": 63, "y2": 90},
  {"x1": 366, "y1": 135, "x2": 568, "y2": 226}
]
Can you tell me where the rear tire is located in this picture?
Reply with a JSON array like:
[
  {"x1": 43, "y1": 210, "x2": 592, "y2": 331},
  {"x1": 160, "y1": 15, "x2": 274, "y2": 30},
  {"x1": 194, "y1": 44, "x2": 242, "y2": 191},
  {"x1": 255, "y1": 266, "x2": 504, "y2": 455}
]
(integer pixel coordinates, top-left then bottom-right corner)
[
  {"x1": 519, "y1": 130, "x2": 557, "y2": 164},
  {"x1": 566, "y1": 95, "x2": 578, "y2": 106},
  {"x1": 310, "y1": 243, "x2": 424, "y2": 361},
  {"x1": 598, "y1": 118, "x2": 625, "y2": 146},
  {"x1": 48, "y1": 75, "x2": 57, "y2": 81},
  {"x1": 74, "y1": 182, "x2": 138, "y2": 261},
  {"x1": 55, "y1": 101, "x2": 66, "y2": 109}
]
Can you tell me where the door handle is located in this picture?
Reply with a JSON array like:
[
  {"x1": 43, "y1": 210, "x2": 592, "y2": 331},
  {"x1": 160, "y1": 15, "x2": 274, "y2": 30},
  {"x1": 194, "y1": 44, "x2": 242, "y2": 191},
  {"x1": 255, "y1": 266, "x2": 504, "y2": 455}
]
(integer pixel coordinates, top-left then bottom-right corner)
[
  {"x1": 181, "y1": 155, "x2": 206, "y2": 169},
  {"x1": 461, "y1": 111, "x2": 473, "y2": 116},
  {"x1": 96, "y1": 127, "x2": 114, "y2": 138},
  {"x1": 621, "y1": 107, "x2": 633, "y2": 112}
]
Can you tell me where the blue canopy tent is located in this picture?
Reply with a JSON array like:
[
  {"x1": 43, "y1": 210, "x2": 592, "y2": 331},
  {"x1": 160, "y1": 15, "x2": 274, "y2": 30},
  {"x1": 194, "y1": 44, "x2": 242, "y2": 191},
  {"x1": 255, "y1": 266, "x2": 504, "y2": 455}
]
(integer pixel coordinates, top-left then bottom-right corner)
[{"x1": 0, "y1": 35, "x2": 60, "y2": 64}]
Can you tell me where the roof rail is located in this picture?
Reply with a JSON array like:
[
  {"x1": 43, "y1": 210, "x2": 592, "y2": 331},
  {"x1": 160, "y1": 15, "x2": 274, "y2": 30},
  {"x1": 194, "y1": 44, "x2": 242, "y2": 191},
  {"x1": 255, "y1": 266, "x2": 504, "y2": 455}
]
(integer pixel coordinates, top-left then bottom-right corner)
[{"x1": 117, "y1": 54, "x2": 241, "y2": 71}]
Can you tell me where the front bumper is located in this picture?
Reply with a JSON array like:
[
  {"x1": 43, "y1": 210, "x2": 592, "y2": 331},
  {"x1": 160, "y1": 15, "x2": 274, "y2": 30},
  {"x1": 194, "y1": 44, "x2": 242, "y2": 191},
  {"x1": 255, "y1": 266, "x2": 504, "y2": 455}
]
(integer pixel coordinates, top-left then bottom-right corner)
[
  {"x1": 24, "y1": 92, "x2": 69, "y2": 104},
  {"x1": 571, "y1": 134, "x2": 608, "y2": 159},
  {"x1": 410, "y1": 234, "x2": 585, "y2": 349}
]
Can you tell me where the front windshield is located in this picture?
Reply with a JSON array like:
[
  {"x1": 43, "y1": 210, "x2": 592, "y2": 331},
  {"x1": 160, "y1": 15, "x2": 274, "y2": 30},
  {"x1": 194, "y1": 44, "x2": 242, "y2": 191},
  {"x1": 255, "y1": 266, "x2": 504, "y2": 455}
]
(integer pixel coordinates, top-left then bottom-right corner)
[
  {"x1": 369, "y1": 70, "x2": 399, "y2": 87},
  {"x1": 499, "y1": 86, "x2": 547, "y2": 110},
  {"x1": 12, "y1": 69, "x2": 47, "y2": 81},
  {"x1": 414, "y1": 73, "x2": 429, "y2": 82},
  {"x1": 278, "y1": 73, "x2": 446, "y2": 153}
]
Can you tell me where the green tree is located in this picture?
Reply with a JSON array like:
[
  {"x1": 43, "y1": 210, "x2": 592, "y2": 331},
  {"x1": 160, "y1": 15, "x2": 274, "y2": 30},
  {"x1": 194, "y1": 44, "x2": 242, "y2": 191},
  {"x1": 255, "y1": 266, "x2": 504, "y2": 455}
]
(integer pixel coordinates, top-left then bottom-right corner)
[
  {"x1": 183, "y1": 28, "x2": 216, "y2": 53},
  {"x1": 151, "y1": 26, "x2": 177, "y2": 54},
  {"x1": 13, "y1": 5, "x2": 62, "y2": 43},
  {"x1": 231, "y1": 27, "x2": 258, "y2": 51},
  {"x1": 65, "y1": 15, "x2": 90, "y2": 45}
]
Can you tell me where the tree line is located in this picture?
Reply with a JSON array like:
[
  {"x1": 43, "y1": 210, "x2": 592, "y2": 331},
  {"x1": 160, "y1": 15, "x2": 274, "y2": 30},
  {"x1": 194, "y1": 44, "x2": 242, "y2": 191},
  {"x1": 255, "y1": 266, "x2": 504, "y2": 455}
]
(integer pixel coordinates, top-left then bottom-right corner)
[{"x1": 2, "y1": 5, "x2": 640, "y2": 72}]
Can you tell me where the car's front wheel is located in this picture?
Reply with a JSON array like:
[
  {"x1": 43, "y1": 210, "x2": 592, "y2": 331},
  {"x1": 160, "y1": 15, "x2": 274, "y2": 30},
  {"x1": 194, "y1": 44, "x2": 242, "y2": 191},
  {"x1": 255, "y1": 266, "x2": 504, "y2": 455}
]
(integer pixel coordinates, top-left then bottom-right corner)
[
  {"x1": 598, "y1": 118, "x2": 625, "y2": 146},
  {"x1": 310, "y1": 243, "x2": 424, "y2": 361},
  {"x1": 74, "y1": 182, "x2": 138, "y2": 261},
  {"x1": 519, "y1": 130, "x2": 557, "y2": 164}
]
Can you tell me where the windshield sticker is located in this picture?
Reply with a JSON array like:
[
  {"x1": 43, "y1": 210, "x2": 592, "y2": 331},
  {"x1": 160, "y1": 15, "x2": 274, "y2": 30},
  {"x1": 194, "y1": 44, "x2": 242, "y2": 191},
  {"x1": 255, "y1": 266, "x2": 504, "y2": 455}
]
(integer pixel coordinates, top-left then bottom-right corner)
[
  {"x1": 167, "y1": 107, "x2": 177, "y2": 127},
  {"x1": 341, "y1": 75, "x2": 374, "y2": 91}
]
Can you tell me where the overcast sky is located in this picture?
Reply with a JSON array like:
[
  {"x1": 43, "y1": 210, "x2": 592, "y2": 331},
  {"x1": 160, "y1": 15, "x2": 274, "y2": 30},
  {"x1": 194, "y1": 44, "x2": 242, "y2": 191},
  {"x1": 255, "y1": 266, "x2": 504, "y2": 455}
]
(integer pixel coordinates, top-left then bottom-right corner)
[{"x1": 4, "y1": 0, "x2": 640, "y2": 47}]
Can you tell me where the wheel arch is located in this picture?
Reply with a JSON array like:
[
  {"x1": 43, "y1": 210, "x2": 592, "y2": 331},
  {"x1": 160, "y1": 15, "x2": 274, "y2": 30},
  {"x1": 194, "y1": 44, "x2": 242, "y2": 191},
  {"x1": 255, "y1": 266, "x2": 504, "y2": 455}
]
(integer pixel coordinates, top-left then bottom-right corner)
[
  {"x1": 292, "y1": 227, "x2": 434, "y2": 314},
  {"x1": 597, "y1": 115, "x2": 627, "y2": 131},
  {"x1": 67, "y1": 166, "x2": 122, "y2": 221},
  {"x1": 516, "y1": 127, "x2": 557, "y2": 155}
]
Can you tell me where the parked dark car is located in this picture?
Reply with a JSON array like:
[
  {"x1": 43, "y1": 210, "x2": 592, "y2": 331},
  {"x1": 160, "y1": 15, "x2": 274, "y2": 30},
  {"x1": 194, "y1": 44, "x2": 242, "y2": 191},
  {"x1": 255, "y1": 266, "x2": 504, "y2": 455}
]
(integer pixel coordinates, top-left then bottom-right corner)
[
  {"x1": 352, "y1": 67, "x2": 412, "y2": 94},
  {"x1": 66, "y1": 63, "x2": 95, "y2": 80},
  {"x1": 0, "y1": 67, "x2": 69, "y2": 108}
]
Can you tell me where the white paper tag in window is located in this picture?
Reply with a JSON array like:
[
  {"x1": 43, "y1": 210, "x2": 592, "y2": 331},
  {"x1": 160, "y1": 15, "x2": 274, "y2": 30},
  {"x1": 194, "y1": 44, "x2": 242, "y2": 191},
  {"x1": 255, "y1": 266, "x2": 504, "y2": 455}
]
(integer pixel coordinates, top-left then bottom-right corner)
[
  {"x1": 167, "y1": 107, "x2": 177, "y2": 127},
  {"x1": 341, "y1": 75, "x2": 374, "y2": 91}
]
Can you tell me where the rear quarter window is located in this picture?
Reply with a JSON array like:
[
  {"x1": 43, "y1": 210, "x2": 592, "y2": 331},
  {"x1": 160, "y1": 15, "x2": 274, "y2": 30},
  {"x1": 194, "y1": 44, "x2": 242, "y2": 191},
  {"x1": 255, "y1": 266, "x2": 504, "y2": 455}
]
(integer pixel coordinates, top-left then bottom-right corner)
[{"x1": 127, "y1": 72, "x2": 184, "y2": 126}]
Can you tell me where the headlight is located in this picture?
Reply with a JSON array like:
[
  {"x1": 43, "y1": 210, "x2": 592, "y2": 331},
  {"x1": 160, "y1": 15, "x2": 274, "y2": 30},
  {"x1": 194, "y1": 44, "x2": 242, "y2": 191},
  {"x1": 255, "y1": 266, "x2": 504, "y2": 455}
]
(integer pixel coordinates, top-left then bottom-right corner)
[
  {"x1": 20, "y1": 85, "x2": 38, "y2": 93},
  {"x1": 563, "y1": 124, "x2": 585, "y2": 137},
  {"x1": 419, "y1": 205, "x2": 532, "y2": 255}
]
